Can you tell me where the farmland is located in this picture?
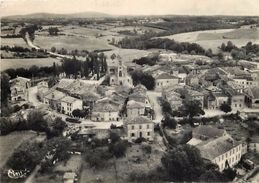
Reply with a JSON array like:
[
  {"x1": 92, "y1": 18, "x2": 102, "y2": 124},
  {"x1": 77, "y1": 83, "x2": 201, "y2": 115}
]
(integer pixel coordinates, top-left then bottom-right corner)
[
  {"x1": 0, "y1": 131, "x2": 37, "y2": 168},
  {"x1": 33, "y1": 34, "x2": 116, "y2": 52},
  {"x1": 159, "y1": 28, "x2": 259, "y2": 53},
  {"x1": 1, "y1": 58, "x2": 61, "y2": 71},
  {"x1": 1, "y1": 38, "x2": 30, "y2": 48}
]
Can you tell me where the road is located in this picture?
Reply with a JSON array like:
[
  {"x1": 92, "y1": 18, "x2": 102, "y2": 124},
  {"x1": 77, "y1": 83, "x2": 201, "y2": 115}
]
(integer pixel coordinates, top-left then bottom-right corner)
[
  {"x1": 147, "y1": 91, "x2": 163, "y2": 123},
  {"x1": 28, "y1": 86, "x2": 41, "y2": 107}
]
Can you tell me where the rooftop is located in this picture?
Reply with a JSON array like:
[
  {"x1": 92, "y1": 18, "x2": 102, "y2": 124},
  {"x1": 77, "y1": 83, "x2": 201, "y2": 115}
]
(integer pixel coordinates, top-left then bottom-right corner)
[
  {"x1": 44, "y1": 90, "x2": 66, "y2": 101},
  {"x1": 193, "y1": 125, "x2": 226, "y2": 140},
  {"x1": 197, "y1": 135, "x2": 241, "y2": 160},
  {"x1": 127, "y1": 100, "x2": 146, "y2": 109},
  {"x1": 61, "y1": 96, "x2": 81, "y2": 104},
  {"x1": 125, "y1": 116, "x2": 153, "y2": 125},
  {"x1": 155, "y1": 73, "x2": 180, "y2": 80},
  {"x1": 92, "y1": 101, "x2": 119, "y2": 112}
]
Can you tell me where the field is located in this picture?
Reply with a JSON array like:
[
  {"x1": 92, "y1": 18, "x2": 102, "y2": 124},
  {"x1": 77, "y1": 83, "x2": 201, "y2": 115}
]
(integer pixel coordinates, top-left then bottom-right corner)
[
  {"x1": 33, "y1": 34, "x2": 116, "y2": 52},
  {"x1": 1, "y1": 58, "x2": 61, "y2": 71},
  {"x1": 0, "y1": 131, "x2": 37, "y2": 168},
  {"x1": 104, "y1": 48, "x2": 152, "y2": 65},
  {"x1": 159, "y1": 28, "x2": 259, "y2": 53},
  {"x1": 1, "y1": 38, "x2": 30, "y2": 48}
]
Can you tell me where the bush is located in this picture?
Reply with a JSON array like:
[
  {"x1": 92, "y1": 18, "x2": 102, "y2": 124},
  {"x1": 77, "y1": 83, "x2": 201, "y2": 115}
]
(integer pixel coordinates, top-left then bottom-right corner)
[
  {"x1": 134, "y1": 137, "x2": 146, "y2": 144},
  {"x1": 109, "y1": 140, "x2": 128, "y2": 158}
]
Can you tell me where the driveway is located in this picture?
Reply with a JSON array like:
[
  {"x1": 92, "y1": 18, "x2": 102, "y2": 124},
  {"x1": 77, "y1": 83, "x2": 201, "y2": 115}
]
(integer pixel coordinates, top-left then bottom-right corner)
[{"x1": 147, "y1": 91, "x2": 163, "y2": 123}]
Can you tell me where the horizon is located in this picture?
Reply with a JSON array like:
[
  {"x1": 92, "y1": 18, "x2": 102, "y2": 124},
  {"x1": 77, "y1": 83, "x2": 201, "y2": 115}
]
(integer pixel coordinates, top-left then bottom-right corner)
[{"x1": 1, "y1": 0, "x2": 259, "y2": 17}]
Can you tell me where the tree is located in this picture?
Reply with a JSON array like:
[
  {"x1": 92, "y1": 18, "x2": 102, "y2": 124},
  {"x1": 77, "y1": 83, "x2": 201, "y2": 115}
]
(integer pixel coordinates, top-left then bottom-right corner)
[
  {"x1": 51, "y1": 117, "x2": 67, "y2": 137},
  {"x1": 27, "y1": 110, "x2": 48, "y2": 132},
  {"x1": 131, "y1": 70, "x2": 155, "y2": 90},
  {"x1": 162, "y1": 115, "x2": 177, "y2": 129},
  {"x1": 109, "y1": 140, "x2": 128, "y2": 158},
  {"x1": 1, "y1": 72, "x2": 10, "y2": 106},
  {"x1": 220, "y1": 43, "x2": 226, "y2": 51},
  {"x1": 162, "y1": 145, "x2": 210, "y2": 182},
  {"x1": 7, "y1": 142, "x2": 44, "y2": 171},
  {"x1": 180, "y1": 100, "x2": 205, "y2": 119},
  {"x1": 220, "y1": 103, "x2": 232, "y2": 113},
  {"x1": 109, "y1": 131, "x2": 121, "y2": 143},
  {"x1": 48, "y1": 27, "x2": 59, "y2": 36},
  {"x1": 51, "y1": 47, "x2": 56, "y2": 53}
]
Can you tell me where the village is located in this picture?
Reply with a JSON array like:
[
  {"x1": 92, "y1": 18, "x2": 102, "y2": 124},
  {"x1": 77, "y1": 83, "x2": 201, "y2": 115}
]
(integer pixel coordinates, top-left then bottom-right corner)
[{"x1": 3, "y1": 46, "x2": 259, "y2": 182}]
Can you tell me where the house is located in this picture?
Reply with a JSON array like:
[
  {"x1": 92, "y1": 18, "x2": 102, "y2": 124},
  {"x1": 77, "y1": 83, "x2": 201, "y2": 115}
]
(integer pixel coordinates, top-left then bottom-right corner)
[
  {"x1": 10, "y1": 77, "x2": 31, "y2": 101},
  {"x1": 107, "y1": 55, "x2": 133, "y2": 87},
  {"x1": 132, "y1": 84, "x2": 147, "y2": 94},
  {"x1": 186, "y1": 73, "x2": 200, "y2": 86},
  {"x1": 91, "y1": 99, "x2": 120, "y2": 122},
  {"x1": 124, "y1": 116, "x2": 154, "y2": 142},
  {"x1": 37, "y1": 80, "x2": 48, "y2": 88},
  {"x1": 188, "y1": 126, "x2": 243, "y2": 172},
  {"x1": 185, "y1": 89, "x2": 205, "y2": 109},
  {"x1": 60, "y1": 96, "x2": 83, "y2": 116},
  {"x1": 128, "y1": 92, "x2": 151, "y2": 108},
  {"x1": 43, "y1": 90, "x2": 66, "y2": 111},
  {"x1": 36, "y1": 81, "x2": 49, "y2": 102},
  {"x1": 63, "y1": 172, "x2": 77, "y2": 183},
  {"x1": 223, "y1": 87, "x2": 245, "y2": 110},
  {"x1": 155, "y1": 73, "x2": 179, "y2": 91},
  {"x1": 248, "y1": 135, "x2": 259, "y2": 153},
  {"x1": 245, "y1": 86, "x2": 259, "y2": 108},
  {"x1": 162, "y1": 90, "x2": 183, "y2": 111},
  {"x1": 196, "y1": 135, "x2": 242, "y2": 172},
  {"x1": 127, "y1": 100, "x2": 146, "y2": 118}
]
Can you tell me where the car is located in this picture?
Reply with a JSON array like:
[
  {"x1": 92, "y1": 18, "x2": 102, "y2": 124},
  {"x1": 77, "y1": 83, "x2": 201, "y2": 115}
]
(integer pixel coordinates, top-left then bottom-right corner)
[
  {"x1": 243, "y1": 159, "x2": 254, "y2": 170},
  {"x1": 65, "y1": 118, "x2": 81, "y2": 123}
]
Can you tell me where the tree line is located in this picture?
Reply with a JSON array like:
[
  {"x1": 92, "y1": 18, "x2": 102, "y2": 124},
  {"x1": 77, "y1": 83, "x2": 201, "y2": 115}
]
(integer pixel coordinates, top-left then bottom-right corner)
[{"x1": 220, "y1": 41, "x2": 259, "y2": 60}]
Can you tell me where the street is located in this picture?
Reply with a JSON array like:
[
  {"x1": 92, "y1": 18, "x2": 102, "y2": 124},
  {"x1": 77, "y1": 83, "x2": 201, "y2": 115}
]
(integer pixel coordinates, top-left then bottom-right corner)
[{"x1": 147, "y1": 91, "x2": 163, "y2": 123}]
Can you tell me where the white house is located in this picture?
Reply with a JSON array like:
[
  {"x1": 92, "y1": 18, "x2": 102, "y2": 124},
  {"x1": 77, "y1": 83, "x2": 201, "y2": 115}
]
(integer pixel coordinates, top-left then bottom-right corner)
[
  {"x1": 188, "y1": 126, "x2": 243, "y2": 172},
  {"x1": 9, "y1": 77, "x2": 31, "y2": 101},
  {"x1": 91, "y1": 100, "x2": 120, "y2": 122},
  {"x1": 155, "y1": 73, "x2": 180, "y2": 91},
  {"x1": 60, "y1": 96, "x2": 83, "y2": 116},
  {"x1": 127, "y1": 100, "x2": 146, "y2": 118},
  {"x1": 124, "y1": 116, "x2": 154, "y2": 142}
]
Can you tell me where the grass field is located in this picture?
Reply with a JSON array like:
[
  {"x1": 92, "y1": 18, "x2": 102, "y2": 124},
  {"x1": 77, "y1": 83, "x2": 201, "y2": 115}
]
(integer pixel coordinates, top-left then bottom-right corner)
[
  {"x1": 1, "y1": 58, "x2": 61, "y2": 71},
  {"x1": 159, "y1": 28, "x2": 259, "y2": 53},
  {"x1": 34, "y1": 35, "x2": 116, "y2": 52},
  {"x1": 0, "y1": 131, "x2": 37, "y2": 168},
  {"x1": 1, "y1": 38, "x2": 30, "y2": 48}
]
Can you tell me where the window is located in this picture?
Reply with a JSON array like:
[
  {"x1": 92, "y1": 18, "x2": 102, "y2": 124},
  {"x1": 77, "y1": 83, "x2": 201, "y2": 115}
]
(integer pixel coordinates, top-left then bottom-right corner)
[
  {"x1": 147, "y1": 124, "x2": 149, "y2": 129},
  {"x1": 139, "y1": 125, "x2": 142, "y2": 129},
  {"x1": 119, "y1": 71, "x2": 122, "y2": 77},
  {"x1": 131, "y1": 133, "x2": 135, "y2": 137},
  {"x1": 147, "y1": 132, "x2": 150, "y2": 136},
  {"x1": 131, "y1": 125, "x2": 134, "y2": 130}
]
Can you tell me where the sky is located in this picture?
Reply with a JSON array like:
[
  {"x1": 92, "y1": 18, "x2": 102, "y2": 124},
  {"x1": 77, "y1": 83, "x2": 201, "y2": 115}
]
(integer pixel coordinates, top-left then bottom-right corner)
[{"x1": 1, "y1": 0, "x2": 259, "y2": 17}]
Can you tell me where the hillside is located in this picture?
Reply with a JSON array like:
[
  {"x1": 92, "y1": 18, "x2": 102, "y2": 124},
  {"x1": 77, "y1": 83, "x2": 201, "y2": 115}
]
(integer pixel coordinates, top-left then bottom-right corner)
[{"x1": 2, "y1": 12, "x2": 112, "y2": 19}]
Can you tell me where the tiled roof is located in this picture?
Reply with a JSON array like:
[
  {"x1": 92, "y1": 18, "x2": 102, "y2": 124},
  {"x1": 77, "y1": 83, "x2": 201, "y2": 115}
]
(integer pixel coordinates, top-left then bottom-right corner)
[
  {"x1": 155, "y1": 73, "x2": 179, "y2": 80},
  {"x1": 44, "y1": 90, "x2": 66, "y2": 101},
  {"x1": 92, "y1": 102, "x2": 119, "y2": 112},
  {"x1": 124, "y1": 116, "x2": 153, "y2": 125},
  {"x1": 193, "y1": 125, "x2": 226, "y2": 139},
  {"x1": 61, "y1": 96, "x2": 81, "y2": 103},
  {"x1": 127, "y1": 100, "x2": 146, "y2": 109},
  {"x1": 197, "y1": 135, "x2": 241, "y2": 160}
]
